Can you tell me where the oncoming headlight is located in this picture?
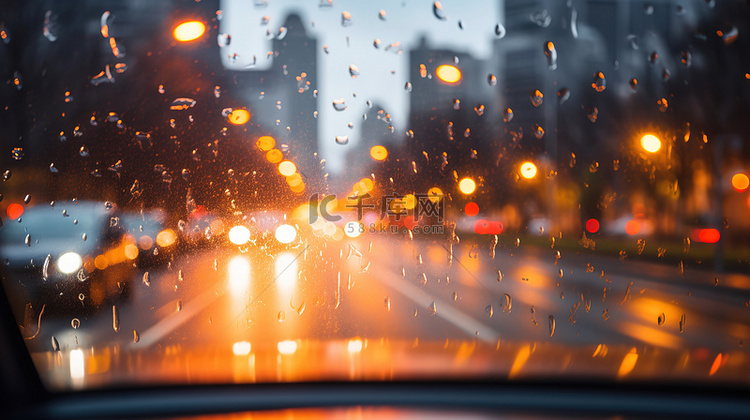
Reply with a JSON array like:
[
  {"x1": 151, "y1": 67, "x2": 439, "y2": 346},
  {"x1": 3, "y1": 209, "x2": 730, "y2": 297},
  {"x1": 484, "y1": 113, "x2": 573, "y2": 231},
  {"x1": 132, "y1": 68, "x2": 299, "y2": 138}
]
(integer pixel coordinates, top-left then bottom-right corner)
[{"x1": 57, "y1": 252, "x2": 83, "y2": 274}]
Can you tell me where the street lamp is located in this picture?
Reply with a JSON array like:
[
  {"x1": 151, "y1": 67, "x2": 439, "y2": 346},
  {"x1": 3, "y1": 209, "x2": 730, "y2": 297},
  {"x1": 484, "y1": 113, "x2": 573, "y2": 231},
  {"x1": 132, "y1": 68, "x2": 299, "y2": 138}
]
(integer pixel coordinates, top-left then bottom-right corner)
[
  {"x1": 458, "y1": 177, "x2": 476, "y2": 194},
  {"x1": 520, "y1": 161, "x2": 538, "y2": 179},
  {"x1": 640, "y1": 134, "x2": 661, "y2": 153}
]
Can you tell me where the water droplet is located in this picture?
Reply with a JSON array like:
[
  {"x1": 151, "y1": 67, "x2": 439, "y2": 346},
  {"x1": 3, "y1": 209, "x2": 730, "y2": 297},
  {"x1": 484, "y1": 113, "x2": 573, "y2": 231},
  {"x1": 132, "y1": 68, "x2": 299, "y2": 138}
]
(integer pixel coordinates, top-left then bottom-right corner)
[
  {"x1": 170, "y1": 98, "x2": 196, "y2": 110},
  {"x1": 644, "y1": 4, "x2": 654, "y2": 15},
  {"x1": 629, "y1": 78, "x2": 638, "y2": 90},
  {"x1": 384, "y1": 296, "x2": 391, "y2": 311},
  {"x1": 49, "y1": 163, "x2": 58, "y2": 173},
  {"x1": 533, "y1": 124, "x2": 544, "y2": 139},
  {"x1": 721, "y1": 26, "x2": 738, "y2": 45},
  {"x1": 657, "y1": 98, "x2": 669, "y2": 112},
  {"x1": 11, "y1": 147, "x2": 24, "y2": 160},
  {"x1": 335, "y1": 135, "x2": 349, "y2": 145},
  {"x1": 276, "y1": 26, "x2": 288, "y2": 40},
  {"x1": 24, "y1": 234, "x2": 31, "y2": 247},
  {"x1": 43, "y1": 10, "x2": 59, "y2": 42},
  {"x1": 648, "y1": 51, "x2": 658, "y2": 64},
  {"x1": 217, "y1": 33, "x2": 231, "y2": 47},
  {"x1": 591, "y1": 72, "x2": 606, "y2": 92},
  {"x1": 42, "y1": 254, "x2": 51, "y2": 280},
  {"x1": 112, "y1": 305, "x2": 120, "y2": 332},
  {"x1": 176, "y1": 299, "x2": 182, "y2": 312},
  {"x1": 662, "y1": 68, "x2": 671, "y2": 81},
  {"x1": 543, "y1": 41, "x2": 557, "y2": 70},
  {"x1": 503, "y1": 108, "x2": 514, "y2": 122},
  {"x1": 428, "y1": 301, "x2": 437, "y2": 315},
  {"x1": 71, "y1": 318, "x2": 80, "y2": 329},
  {"x1": 548, "y1": 315, "x2": 556, "y2": 337},
  {"x1": 348, "y1": 64, "x2": 360, "y2": 78},
  {"x1": 433, "y1": 1, "x2": 447, "y2": 20},
  {"x1": 680, "y1": 51, "x2": 692, "y2": 67},
  {"x1": 657, "y1": 313, "x2": 665, "y2": 326},
  {"x1": 474, "y1": 104, "x2": 485, "y2": 116},
  {"x1": 488, "y1": 74, "x2": 497, "y2": 86},
  {"x1": 142, "y1": 272, "x2": 150, "y2": 287},
  {"x1": 530, "y1": 10, "x2": 551, "y2": 27},
  {"x1": 373, "y1": 38, "x2": 381, "y2": 48},
  {"x1": 404, "y1": 81, "x2": 412, "y2": 92},
  {"x1": 332, "y1": 98, "x2": 347, "y2": 111},
  {"x1": 530, "y1": 90, "x2": 544, "y2": 107},
  {"x1": 586, "y1": 107, "x2": 599, "y2": 123},
  {"x1": 341, "y1": 11, "x2": 352, "y2": 27},
  {"x1": 557, "y1": 88, "x2": 570, "y2": 104},
  {"x1": 91, "y1": 65, "x2": 115, "y2": 85},
  {"x1": 485, "y1": 305, "x2": 494, "y2": 318},
  {"x1": 679, "y1": 314, "x2": 686, "y2": 333},
  {"x1": 51, "y1": 336, "x2": 60, "y2": 351},
  {"x1": 133, "y1": 330, "x2": 140, "y2": 343},
  {"x1": 502, "y1": 293, "x2": 512, "y2": 313},
  {"x1": 277, "y1": 310, "x2": 286, "y2": 322},
  {"x1": 494, "y1": 23, "x2": 506, "y2": 38},
  {"x1": 497, "y1": 270, "x2": 503, "y2": 282}
]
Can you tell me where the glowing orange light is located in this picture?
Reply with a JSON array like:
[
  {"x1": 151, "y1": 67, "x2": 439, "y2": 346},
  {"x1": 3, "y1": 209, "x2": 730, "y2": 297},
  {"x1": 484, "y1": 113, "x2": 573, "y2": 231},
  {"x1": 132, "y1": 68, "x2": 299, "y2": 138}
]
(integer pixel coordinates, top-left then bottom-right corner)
[
  {"x1": 6, "y1": 203, "x2": 24, "y2": 220},
  {"x1": 156, "y1": 229, "x2": 177, "y2": 247},
  {"x1": 257, "y1": 136, "x2": 275, "y2": 151},
  {"x1": 228, "y1": 109, "x2": 250, "y2": 125},
  {"x1": 709, "y1": 353, "x2": 723, "y2": 376},
  {"x1": 731, "y1": 172, "x2": 749, "y2": 192},
  {"x1": 435, "y1": 65, "x2": 462, "y2": 84},
  {"x1": 617, "y1": 348, "x2": 639, "y2": 378},
  {"x1": 625, "y1": 220, "x2": 640, "y2": 236},
  {"x1": 585, "y1": 218, "x2": 600, "y2": 233},
  {"x1": 266, "y1": 149, "x2": 283, "y2": 163},
  {"x1": 640, "y1": 134, "x2": 661, "y2": 153},
  {"x1": 520, "y1": 161, "x2": 537, "y2": 179},
  {"x1": 370, "y1": 145, "x2": 388, "y2": 161},
  {"x1": 173, "y1": 21, "x2": 205, "y2": 42},
  {"x1": 278, "y1": 160, "x2": 296, "y2": 177},
  {"x1": 458, "y1": 177, "x2": 476, "y2": 195},
  {"x1": 464, "y1": 202, "x2": 479, "y2": 217}
]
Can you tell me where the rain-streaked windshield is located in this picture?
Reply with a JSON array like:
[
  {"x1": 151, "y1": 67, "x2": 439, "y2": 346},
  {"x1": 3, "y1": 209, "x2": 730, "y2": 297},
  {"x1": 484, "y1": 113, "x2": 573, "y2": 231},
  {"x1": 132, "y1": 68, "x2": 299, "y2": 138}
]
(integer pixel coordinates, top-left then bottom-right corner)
[{"x1": 1, "y1": 0, "x2": 749, "y2": 391}]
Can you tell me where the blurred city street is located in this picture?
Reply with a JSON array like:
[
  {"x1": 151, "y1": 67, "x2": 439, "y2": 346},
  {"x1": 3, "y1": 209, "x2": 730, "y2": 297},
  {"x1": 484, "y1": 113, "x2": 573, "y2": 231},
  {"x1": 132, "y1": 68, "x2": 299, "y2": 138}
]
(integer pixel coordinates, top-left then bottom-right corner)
[{"x1": 27, "y1": 234, "x2": 750, "y2": 359}]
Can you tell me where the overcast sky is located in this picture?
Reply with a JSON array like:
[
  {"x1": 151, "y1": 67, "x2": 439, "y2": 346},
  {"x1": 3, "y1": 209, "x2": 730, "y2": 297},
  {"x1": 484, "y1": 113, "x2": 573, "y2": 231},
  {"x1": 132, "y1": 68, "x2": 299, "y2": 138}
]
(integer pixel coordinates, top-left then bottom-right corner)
[{"x1": 221, "y1": 0, "x2": 502, "y2": 174}]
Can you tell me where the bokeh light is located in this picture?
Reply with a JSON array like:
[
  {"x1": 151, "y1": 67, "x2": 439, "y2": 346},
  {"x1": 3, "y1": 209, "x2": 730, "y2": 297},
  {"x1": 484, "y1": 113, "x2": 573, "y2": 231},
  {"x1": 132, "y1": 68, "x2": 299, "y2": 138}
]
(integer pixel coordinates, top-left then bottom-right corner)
[
  {"x1": 228, "y1": 225, "x2": 251, "y2": 245},
  {"x1": 520, "y1": 162, "x2": 538, "y2": 179},
  {"x1": 370, "y1": 145, "x2": 388, "y2": 161},
  {"x1": 436, "y1": 65, "x2": 462, "y2": 84},
  {"x1": 228, "y1": 109, "x2": 250, "y2": 125},
  {"x1": 173, "y1": 21, "x2": 205, "y2": 42},
  {"x1": 731, "y1": 172, "x2": 749, "y2": 192},
  {"x1": 257, "y1": 136, "x2": 275, "y2": 151},
  {"x1": 6, "y1": 203, "x2": 24, "y2": 220},
  {"x1": 640, "y1": 134, "x2": 661, "y2": 153},
  {"x1": 266, "y1": 149, "x2": 283, "y2": 163},
  {"x1": 465, "y1": 202, "x2": 479, "y2": 216},
  {"x1": 458, "y1": 177, "x2": 476, "y2": 195},
  {"x1": 625, "y1": 219, "x2": 641, "y2": 236},
  {"x1": 275, "y1": 224, "x2": 297, "y2": 244},
  {"x1": 585, "y1": 218, "x2": 600, "y2": 233},
  {"x1": 278, "y1": 160, "x2": 296, "y2": 177}
]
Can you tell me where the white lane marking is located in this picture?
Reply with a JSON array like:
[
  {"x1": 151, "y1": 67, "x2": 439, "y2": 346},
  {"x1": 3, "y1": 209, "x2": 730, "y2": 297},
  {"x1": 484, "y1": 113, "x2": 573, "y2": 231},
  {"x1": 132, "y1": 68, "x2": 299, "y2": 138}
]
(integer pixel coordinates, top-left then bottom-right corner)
[
  {"x1": 132, "y1": 289, "x2": 219, "y2": 348},
  {"x1": 375, "y1": 267, "x2": 500, "y2": 343}
]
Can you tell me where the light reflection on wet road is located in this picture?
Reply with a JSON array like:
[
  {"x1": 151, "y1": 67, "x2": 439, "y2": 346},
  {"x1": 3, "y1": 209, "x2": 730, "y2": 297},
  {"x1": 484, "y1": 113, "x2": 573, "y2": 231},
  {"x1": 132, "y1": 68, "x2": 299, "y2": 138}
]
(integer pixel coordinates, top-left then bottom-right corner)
[{"x1": 21, "y1": 235, "x2": 750, "y2": 387}]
